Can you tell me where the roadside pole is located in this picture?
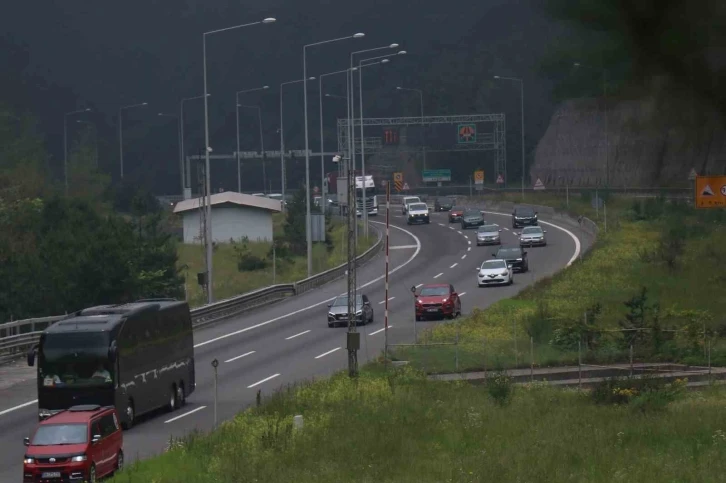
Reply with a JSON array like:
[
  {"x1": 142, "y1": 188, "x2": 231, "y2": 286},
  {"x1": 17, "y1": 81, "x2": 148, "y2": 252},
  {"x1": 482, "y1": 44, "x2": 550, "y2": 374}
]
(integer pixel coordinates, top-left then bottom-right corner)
[
  {"x1": 384, "y1": 181, "x2": 390, "y2": 369},
  {"x1": 411, "y1": 285, "x2": 418, "y2": 343},
  {"x1": 211, "y1": 358, "x2": 218, "y2": 427}
]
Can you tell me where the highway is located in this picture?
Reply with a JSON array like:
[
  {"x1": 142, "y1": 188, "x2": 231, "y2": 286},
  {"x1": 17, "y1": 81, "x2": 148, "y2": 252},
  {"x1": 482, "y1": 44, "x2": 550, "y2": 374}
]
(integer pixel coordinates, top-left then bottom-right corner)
[{"x1": 0, "y1": 207, "x2": 582, "y2": 479}]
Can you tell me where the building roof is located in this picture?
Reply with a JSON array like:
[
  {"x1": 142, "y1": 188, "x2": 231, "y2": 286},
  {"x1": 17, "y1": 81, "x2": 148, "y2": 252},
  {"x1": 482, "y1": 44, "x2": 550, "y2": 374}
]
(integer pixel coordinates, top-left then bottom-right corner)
[{"x1": 173, "y1": 191, "x2": 282, "y2": 214}]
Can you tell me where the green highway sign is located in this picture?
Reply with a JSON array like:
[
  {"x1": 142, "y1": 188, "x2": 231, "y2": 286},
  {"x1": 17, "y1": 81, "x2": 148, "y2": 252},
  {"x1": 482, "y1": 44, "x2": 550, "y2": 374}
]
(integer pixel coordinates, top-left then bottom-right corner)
[{"x1": 422, "y1": 169, "x2": 451, "y2": 182}]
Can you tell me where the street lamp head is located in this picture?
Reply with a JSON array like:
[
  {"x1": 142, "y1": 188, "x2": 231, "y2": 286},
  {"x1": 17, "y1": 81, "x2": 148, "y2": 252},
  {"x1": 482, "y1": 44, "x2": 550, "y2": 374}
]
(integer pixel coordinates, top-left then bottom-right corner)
[
  {"x1": 84, "y1": 108, "x2": 91, "y2": 112},
  {"x1": 262, "y1": 85, "x2": 269, "y2": 89},
  {"x1": 350, "y1": 67, "x2": 358, "y2": 71},
  {"x1": 573, "y1": 62, "x2": 581, "y2": 67},
  {"x1": 308, "y1": 76, "x2": 316, "y2": 80},
  {"x1": 141, "y1": 102, "x2": 148, "y2": 106},
  {"x1": 493, "y1": 75, "x2": 501, "y2": 79},
  {"x1": 396, "y1": 86, "x2": 403, "y2": 90},
  {"x1": 353, "y1": 33, "x2": 365, "y2": 38},
  {"x1": 397, "y1": 50, "x2": 406, "y2": 55},
  {"x1": 381, "y1": 59, "x2": 390, "y2": 63},
  {"x1": 262, "y1": 18, "x2": 276, "y2": 24},
  {"x1": 389, "y1": 43, "x2": 399, "y2": 48}
]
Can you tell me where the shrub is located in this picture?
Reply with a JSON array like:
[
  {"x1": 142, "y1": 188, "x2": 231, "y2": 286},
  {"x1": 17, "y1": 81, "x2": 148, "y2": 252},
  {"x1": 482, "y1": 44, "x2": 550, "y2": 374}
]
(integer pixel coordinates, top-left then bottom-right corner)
[
  {"x1": 233, "y1": 236, "x2": 268, "y2": 271},
  {"x1": 486, "y1": 371, "x2": 513, "y2": 407},
  {"x1": 590, "y1": 375, "x2": 687, "y2": 412}
]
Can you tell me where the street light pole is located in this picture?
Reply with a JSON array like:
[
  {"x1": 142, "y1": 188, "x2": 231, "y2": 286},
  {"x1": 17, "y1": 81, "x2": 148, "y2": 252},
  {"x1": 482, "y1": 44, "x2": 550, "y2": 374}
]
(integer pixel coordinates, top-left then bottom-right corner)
[
  {"x1": 235, "y1": 86, "x2": 269, "y2": 192},
  {"x1": 494, "y1": 75, "x2": 524, "y2": 196},
  {"x1": 303, "y1": 33, "x2": 365, "y2": 278},
  {"x1": 75, "y1": 119, "x2": 98, "y2": 168},
  {"x1": 180, "y1": 94, "x2": 209, "y2": 196},
  {"x1": 118, "y1": 102, "x2": 147, "y2": 180},
  {"x1": 202, "y1": 17, "x2": 276, "y2": 305}
]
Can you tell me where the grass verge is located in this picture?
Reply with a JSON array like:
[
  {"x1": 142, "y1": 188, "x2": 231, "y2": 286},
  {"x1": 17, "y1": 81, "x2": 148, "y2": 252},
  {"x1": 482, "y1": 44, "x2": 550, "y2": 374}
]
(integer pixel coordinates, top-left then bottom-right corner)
[
  {"x1": 390, "y1": 193, "x2": 726, "y2": 372},
  {"x1": 178, "y1": 214, "x2": 375, "y2": 307},
  {"x1": 111, "y1": 368, "x2": 726, "y2": 483}
]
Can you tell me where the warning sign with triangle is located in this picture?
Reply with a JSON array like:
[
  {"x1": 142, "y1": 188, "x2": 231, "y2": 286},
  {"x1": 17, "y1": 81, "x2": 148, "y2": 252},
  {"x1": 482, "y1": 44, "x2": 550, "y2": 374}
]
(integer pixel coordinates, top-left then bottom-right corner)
[
  {"x1": 496, "y1": 174, "x2": 504, "y2": 184},
  {"x1": 533, "y1": 178, "x2": 545, "y2": 190},
  {"x1": 402, "y1": 182, "x2": 410, "y2": 190},
  {"x1": 688, "y1": 168, "x2": 698, "y2": 181},
  {"x1": 701, "y1": 184, "x2": 714, "y2": 196}
]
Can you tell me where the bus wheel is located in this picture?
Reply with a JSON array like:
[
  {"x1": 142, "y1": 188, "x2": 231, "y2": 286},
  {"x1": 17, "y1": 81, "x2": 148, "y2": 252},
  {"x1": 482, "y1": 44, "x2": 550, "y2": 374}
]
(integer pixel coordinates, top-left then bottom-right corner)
[
  {"x1": 176, "y1": 383, "x2": 186, "y2": 407},
  {"x1": 168, "y1": 384, "x2": 178, "y2": 411},
  {"x1": 122, "y1": 401, "x2": 134, "y2": 430}
]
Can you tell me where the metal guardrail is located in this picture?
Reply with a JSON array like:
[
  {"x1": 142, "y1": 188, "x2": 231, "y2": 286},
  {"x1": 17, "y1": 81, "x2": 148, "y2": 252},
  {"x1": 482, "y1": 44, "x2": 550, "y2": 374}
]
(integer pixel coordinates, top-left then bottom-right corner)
[{"x1": 0, "y1": 224, "x2": 383, "y2": 361}]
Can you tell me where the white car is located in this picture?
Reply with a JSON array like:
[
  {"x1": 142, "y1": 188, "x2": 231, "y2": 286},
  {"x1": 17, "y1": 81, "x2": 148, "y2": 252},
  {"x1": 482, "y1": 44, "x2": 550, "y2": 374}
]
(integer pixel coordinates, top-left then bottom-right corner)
[
  {"x1": 476, "y1": 259, "x2": 514, "y2": 287},
  {"x1": 402, "y1": 196, "x2": 421, "y2": 215},
  {"x1": 406, "y1": 202, "x2": 430, "y2": 224}
]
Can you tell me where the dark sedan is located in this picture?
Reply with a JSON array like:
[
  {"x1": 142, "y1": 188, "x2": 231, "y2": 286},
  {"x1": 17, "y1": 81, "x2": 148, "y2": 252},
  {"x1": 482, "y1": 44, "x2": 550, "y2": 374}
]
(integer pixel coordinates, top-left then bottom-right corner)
[
  {"x1": 461, "y1": 209, "x2": 485, "y2": 229},
  {"x1": 512, "y1": 206, "x2": 538, "y2": 228},
  {"x1": 492, "y1": 246, "x2": 529, "y2": 272},
  {"x1": 434, "y1": 197, "x2": 454, "y2": 211}
]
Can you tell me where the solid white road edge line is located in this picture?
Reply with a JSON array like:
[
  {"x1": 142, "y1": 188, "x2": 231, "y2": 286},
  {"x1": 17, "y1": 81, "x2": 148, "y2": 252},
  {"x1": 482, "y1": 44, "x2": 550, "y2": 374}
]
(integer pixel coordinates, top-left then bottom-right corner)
[
  {"x1": 0, "y1": 399, "x2": 37, "y2": 417},
  {"x1": 224, "y1": 351, "x2": 256, "y2": 363},
  {"x1": 164, "y1": 405, "x2": 206, "y2": 424},
  {"x1": 285, "y1": 330, "x2": 311, "y2": 340},
  {"x1": 481, "y1": 211, "x2": 581, "y2": 265},
  {"x1": 315, "y1": 347, "x2": 341, "y2": 359},
  {"x1": 193, "y1": 221, "x2": 421, "y2": 349},
  {"x1": 248, "y1": 373, "x2": 281, "y2": 388},
  {"x1": 369, "y1": 326, "x2": 391, "y2": 335},
  {"x1": 389, "y1": 245, "x2": 418, "y2": 249}
]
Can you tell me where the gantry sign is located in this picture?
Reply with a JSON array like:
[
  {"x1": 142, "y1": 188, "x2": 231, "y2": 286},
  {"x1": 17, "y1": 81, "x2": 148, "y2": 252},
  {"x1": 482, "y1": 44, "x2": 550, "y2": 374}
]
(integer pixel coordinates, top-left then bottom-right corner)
[{"x1": 337, "y1": 114, "x2": 507, "y2": 181}]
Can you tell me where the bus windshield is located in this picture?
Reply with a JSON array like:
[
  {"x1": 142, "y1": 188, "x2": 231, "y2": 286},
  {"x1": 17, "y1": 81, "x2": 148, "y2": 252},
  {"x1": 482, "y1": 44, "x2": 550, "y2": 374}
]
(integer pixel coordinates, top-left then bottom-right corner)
[
  {"x1": 39, "y1": 332, "x2": 114, "y2": 388},
  {"x1": 355, "y1": 187, "x2": 376, "y2": 197}
]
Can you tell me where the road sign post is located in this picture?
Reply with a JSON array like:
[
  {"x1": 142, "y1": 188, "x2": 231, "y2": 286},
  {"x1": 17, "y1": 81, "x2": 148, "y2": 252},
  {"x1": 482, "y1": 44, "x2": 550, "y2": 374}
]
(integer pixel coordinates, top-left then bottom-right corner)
[
  {"x1": 474, "y1": 170, "x2": 484, "y2": 192},
  {"x1": 533, "y1": 178, "x2": 545, "y2": 191},
  {"x1": 211, "y1": 358, "x2": 218, "y2": 428},
  {"x1": 695, "y1": 175, "x2": 726, "y2": 209},
  {"x1": 393, "y1": 172, "x2": 403, "y2": 192}
]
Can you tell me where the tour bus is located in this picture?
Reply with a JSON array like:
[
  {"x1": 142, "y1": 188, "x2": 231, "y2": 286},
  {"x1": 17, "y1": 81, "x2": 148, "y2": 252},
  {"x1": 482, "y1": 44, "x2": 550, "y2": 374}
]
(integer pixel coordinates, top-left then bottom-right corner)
[{"x1": 27, "y1": 299, "x2": 195, "y2": 429}]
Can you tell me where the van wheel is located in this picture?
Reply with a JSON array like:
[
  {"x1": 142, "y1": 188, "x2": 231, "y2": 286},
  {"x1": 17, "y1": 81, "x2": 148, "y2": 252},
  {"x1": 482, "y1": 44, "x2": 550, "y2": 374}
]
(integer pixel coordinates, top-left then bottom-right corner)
[
  {"x1": 116, "y1": 450, "x2": 124, "y2": 472},
  {"x1": 168, "y1": 384, "x2": 178, "y2": 411},
  {"x1": 122, "y1": 401, "x2": 134, "y2": 429},
  {"x1": 89, "y1": 464, "x2": 97, "y2": 483},
  {"x1": 177, "y1": 383, "x2": 186, "y2": 407}
]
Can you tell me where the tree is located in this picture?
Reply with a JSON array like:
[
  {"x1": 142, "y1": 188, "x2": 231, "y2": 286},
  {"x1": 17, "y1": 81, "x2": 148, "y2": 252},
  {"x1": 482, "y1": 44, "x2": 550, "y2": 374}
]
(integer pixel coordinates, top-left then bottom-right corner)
[
  {"x1": 281, "y1": 185, "x2": 307, "y2": 256},
  {"x1": 67, "y1": 125, "x2": 111, "y2": 208},
  {"x1": 0, "y1": 105, "x2": 50, "y2": 201}
]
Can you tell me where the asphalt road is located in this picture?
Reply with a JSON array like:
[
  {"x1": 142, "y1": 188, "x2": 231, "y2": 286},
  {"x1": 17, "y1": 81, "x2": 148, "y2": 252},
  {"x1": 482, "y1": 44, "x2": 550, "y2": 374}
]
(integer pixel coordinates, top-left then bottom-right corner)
[{"x1": 0, "y1": 207, "x2": 581, "y2": 479}]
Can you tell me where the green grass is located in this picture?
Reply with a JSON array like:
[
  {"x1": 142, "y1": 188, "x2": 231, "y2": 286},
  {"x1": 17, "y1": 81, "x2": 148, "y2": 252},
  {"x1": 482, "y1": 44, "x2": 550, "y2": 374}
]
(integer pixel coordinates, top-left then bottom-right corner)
[
  {"x1": 390, "y1": 194, "x2": 726, "y2": 372},
  {"x1": 111, "y1": 368, "x2": 726, "y2": 483},
  {"x1": 178, "y1": 214, "x2": 375, "y2": 307}
]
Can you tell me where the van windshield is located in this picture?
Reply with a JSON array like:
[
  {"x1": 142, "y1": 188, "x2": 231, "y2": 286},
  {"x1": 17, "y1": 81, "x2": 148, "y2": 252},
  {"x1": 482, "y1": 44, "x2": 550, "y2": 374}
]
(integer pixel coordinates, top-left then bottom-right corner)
[{"x1": 32, "y1": 424, "x2": 88, "y2": 446}]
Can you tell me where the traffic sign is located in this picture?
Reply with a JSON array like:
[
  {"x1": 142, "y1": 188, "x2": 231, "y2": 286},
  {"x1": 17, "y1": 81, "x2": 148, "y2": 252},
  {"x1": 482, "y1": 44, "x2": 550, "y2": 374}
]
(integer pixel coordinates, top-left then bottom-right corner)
[
  {"x1": 695, "y1": 175, "x2": 726, "y2": 208},
  {"x1": 533, "y1": 178, "x2": 545, "y2": 190},
  {"x1": 313, "y1": 186, "x2": 320, "y2": 194},
  {"x1": 402, "y1": 182, "x2": 410, "y2": 190},
  {"x1": 423, "y1": 169, "x2": 451, "y2": 182},
  {"x1": 688, "y1": 168, "x2": 698, "y2": 181},
  {"x1": 474, "y1": 170, "x2": 484, "y2": 185},
  {"x1": 457, "y1": 123, "x2": 476, "y2": 144},
  {"x1": 496, "y1": 174, "x2": 504, "y2": 184},
  {"x1": 393, "y1": 172, "x2": 403, "y2": 193}
]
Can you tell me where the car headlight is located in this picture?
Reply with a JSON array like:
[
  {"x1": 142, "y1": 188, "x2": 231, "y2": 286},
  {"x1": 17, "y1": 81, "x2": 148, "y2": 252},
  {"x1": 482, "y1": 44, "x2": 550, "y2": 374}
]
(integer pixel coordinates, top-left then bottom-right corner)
[
  {"x1": 442, "y1": 298, "x2": 448, "y2": 303},
  {"x1": 501, "y1": 271, "x2": 509, "y2": 276},
  {"x1": 24, "y1": 458, "x2": 34, "y2": 464},
  {"x1": 71, "y1": 455, "x2": 87, "y2": 462},
  {"x1": 517, "y1": 258, "x2": 523, "y2": 261},
  {"x1": 328, "y1": 312, "x2": 334, "y2": 317}
]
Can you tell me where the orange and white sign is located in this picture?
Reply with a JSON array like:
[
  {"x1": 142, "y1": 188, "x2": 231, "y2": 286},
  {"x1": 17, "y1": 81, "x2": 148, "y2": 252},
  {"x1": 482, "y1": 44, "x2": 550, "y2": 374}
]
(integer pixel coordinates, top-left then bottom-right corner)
[
  {"x1": 695, "y1": 175, "x2": 726, "y2": 209},
  {"x1": 474, "y1": 170, "x2": 484, "y2": 185}
]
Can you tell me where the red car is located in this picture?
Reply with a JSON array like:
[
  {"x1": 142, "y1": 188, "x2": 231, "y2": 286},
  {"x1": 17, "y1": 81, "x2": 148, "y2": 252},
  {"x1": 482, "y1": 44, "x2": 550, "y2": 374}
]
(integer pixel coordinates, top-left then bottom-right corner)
[
  {"x1": 415, "y1": 284, "x2": 462, "y2": 321},
  {"x1": 23, "y1": 404, "x2": 123, "y2": 483},
  {"x1": 448, "y1": 206, "x2": 465, "y2": 223}
]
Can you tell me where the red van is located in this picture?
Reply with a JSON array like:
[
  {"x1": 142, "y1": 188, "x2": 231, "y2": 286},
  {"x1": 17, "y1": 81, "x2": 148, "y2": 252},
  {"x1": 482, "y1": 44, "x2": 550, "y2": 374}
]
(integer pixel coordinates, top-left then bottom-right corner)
[{"x1": 23, "y1": 404, "x2": 123, "y2": 482}]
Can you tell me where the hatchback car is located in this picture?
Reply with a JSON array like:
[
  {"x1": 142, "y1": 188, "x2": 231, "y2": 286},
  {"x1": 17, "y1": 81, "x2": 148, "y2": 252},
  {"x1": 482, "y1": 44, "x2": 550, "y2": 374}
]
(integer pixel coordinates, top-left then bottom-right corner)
[
  {"x1": 476, "y1": 259, "x2": 514, "y2": 287},
  {"x1": 414, "y1": 284, "x2": 462, "y2": 321},
  {"x1": 492, "y1": 246, "x2": 529, "y2": 272},
  {"x1": 327, "y1": 294, "x2": 373, "y2": 327},
  {"x1": 461, "y1": 209, "x2": 485, "y2": 229},
  {"x1": 23, "y1": 404, "x2": 123, "y2": 483},
  {"x1": 512, "y1": 206, "x2": 538, "y2": 228},
  {"x1": 476, "y1": 224, "x2": 502, "y2": 245},
  {"x1": 434, "y1": 197, "x2": 454, "y2": 211},
  {"x1": 518, "y1": 226, "x2": 547, "y2": 247},
  {"x1": 448, "y1": 206, "x2": 465, "y2": 223}
]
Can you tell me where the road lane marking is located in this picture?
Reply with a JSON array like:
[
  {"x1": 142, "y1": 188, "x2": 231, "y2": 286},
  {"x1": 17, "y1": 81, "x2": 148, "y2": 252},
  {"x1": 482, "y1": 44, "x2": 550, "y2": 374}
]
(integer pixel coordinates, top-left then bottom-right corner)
[
  {"x1": 248, "y1": 374, "x2": 281, "y2": 388},
  {"x1": 461, "y1": 255, "x2": 467, "y2": 260},
  {"x1": 164, "y1": 406, "x2": 206, "y2": 424},
  {"x1": 390, "y1": 245, "x2": 418, "y2": 249},
  {"x1": 503, "y1": 227, "x2": 509, "y2": 231},
  {"x1": 449, "y1": 226, "x2": 455, "y2": 230},
  {"x1": 467, "y1": 240, "x2": 471, "y2": 245},
  {"x1": 459, "y1": 292, "x2": 467, "y2": 296},
  {"x1": 285, "y1": 330, "x2": 311, "y2": 340},
  {"x1": 457, "y1": 230, "x2": 462, "y2": 234},
  {"x1": 438, "y1": 223, "x2": 445, "y2": 227},
  {"x1": 464, "y1": 235, "x2": 469, "y2": 239},
  {"x1": 415, "y1": 283, "x2": 424, "y2": 288},
  {"x1": 315, "y1": 347, "x2": 342, "y2": 359},
  {"x1": 0, "y1": 399, "x2": 37, "y2": 417},
  {"x1": 194, "y1": 222, "x2": 421, "y2": 349},
  {"x1": 379, "y1": 297, "x2": 395, "y2": 304},
  {"x1": 467, "y1": 247, "x2": 471, "y2": 251},
  {"x1": 370, "y1": 326, "x2": 392, "y2": 335},
  {"x1": 450, "y1": 263, "x2": 458, "y2": 268},
  {"x1": 433, "y1": 272, "x2": 443, "y2": 279},
  {"x1": 224, "y1": 351, "x2": 256, "y2": 363}
]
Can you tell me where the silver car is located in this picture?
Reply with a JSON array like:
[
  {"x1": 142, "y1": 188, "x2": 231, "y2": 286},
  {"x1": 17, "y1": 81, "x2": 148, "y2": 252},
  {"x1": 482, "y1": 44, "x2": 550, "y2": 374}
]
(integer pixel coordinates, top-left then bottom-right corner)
[
  {"x1": 476, "y1": 224, "x2": 502, "y2": 245},
  {"x1": 518, "y1": 226, "x2": 547, "y2": 247},
  {"x1": 327, "y1": 294, "x2": 373, "y2": 327}
]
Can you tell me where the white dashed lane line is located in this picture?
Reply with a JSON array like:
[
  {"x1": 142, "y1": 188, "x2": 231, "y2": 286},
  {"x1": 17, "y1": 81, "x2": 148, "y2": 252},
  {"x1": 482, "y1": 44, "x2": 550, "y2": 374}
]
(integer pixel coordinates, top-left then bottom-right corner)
[
  {"x1": 450, "y1": 263, "x2": 458, "y2": 268},
  {"x1": 459, "y1": 292, "x2": 467, "y2": 297},
  {"x1": 314, "y1": 347, "x2": 341, "y2": 359},
  {"x1": 415, "y1": 283, "x2": 424, "y2": 288},
  {"x1": 468, "y1": 247, "x2": 471, "y2": 251},
  {"x1": 457, "y1": 230, "x2": 462, "y2": 235},
  {"x1": 164, "y1": 406, "x2": 207, "y2": 424},
  {"x1": 248, "y1": 374, "x2": 281, "y2": 388},
  {"x1": 461, "y1": 255, "x2": 467, "y2": 260},
  {"x1": 438, "y1": 223, "x2": 445, "y2": 227},
  {"x1": 449, "y1": 226, "x2": 455, "y2": 230},
  {"x1": 433, "y1": 272, "x2": 444, "y2": 279},
  {"x1": 285, "y1": 330, "x2": 310, "y2": 340},
  {"x1": 225, "y1": 351, "x2": 256, "y2": 363},
  {"x1": 467, "y1": 240, "x2": 471, "y2": 245},
  {"x1": 379, "y1": 297, "x2": 395, "y2": 305},
  {"x1": 370, "y1": 326, "x2": 392, "y2": 335}
]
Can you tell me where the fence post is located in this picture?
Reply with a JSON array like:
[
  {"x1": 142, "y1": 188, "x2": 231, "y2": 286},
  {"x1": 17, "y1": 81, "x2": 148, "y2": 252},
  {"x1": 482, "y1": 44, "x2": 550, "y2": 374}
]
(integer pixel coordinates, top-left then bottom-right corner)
[
  {"x1": 708, "y1": 339, "x2": 712, "y2": 383},
  {"x1": 530, "y1": 336, "x2": 534, "y2": 382},
  {"x1": 513, "y1": 319, "x2": 519, "y2": 367},
  {"x1": 629, "y1": 344, "x2": 634, "y2": 377},
  {"x1": 578, "y1": 339, "x2": 582, "y2": 390},
  {"x1": 483, "y1": 336, "x2": 487, "y2": 380},
  {"x1": 455, "y1": 325, "x2": 460, "y2": 373}
]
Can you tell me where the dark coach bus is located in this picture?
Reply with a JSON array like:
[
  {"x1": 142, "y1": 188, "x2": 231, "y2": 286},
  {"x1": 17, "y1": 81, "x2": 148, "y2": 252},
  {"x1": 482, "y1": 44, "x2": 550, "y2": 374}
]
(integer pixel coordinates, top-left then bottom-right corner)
[{"x1": 27, "y1": 299, "x2": 195, "y2": 428}]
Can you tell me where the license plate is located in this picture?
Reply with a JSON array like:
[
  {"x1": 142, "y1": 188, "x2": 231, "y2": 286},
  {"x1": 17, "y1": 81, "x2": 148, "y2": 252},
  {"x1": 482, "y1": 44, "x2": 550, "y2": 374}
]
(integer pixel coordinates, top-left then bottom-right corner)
[
  {"x1": 427, "y1": 308, "x2": 439, "y2": 312},
  {"x1": 42, "y1": 472, "x2": 61, "y2": 478}
]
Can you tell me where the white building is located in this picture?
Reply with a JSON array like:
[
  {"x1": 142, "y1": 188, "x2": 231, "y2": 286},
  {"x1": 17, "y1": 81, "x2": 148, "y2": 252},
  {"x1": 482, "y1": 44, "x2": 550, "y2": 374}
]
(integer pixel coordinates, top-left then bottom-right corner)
[{"x1": 173, "y1": 191, "x2": 282, "y2": 244}]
